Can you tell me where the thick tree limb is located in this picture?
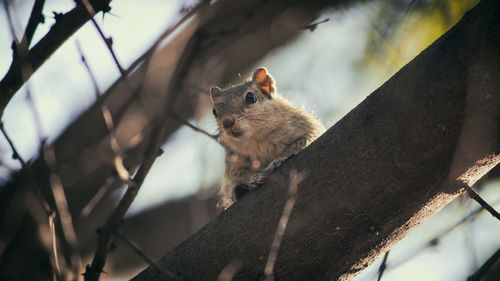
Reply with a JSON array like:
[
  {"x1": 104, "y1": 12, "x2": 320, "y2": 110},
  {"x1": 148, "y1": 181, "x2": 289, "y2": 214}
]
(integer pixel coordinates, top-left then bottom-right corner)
[{"x1": 131, "y1": 0, "x2": 500, "y2": 280}]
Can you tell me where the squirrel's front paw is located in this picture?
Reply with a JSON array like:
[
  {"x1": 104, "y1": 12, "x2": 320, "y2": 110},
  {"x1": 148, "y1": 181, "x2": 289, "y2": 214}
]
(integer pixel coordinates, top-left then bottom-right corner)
[{"x1": 249, "y1": 172, "x2": 266, "y2": 188}]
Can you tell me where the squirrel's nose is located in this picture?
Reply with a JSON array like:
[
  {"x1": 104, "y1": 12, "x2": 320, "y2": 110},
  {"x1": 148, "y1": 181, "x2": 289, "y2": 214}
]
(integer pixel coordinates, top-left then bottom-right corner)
[{"x1": 222, "y1": 117, "x2": 235, "y2": 128}]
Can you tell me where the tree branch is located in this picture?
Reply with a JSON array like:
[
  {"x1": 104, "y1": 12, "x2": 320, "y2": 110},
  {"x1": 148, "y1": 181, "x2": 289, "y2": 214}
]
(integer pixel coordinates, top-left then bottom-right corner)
[{"x1": 0, "y1": 122, "x2": 27, "y2": 168}]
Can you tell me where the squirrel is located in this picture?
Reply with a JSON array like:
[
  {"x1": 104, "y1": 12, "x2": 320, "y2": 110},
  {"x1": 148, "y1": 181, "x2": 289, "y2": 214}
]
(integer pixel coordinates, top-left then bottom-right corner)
[{"x1": 210, "y1": 67, "x2": 325, "y2": 209}]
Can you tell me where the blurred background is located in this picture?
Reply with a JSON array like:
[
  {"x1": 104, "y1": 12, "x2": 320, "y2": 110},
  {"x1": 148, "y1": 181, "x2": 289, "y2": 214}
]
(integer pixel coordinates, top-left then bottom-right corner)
[{"x1": 0, "y1": 0, "x2": 498, "y2": 280}]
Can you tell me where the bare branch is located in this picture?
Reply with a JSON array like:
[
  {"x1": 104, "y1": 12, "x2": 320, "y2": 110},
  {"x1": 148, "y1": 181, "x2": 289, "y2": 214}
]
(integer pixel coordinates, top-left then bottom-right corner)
[
  {"x1": 171, "y1": 114, "x2": 219, "y2": 141},
  {"x1": 76, "y1": 41, "x2": 101, "y2": 99},
  {"x1": 303, "y1": 18, "x2": 330, "y2": 32},
  {"x1": 170, "y1": 114, "x2": 255, "y2": 169},
  {"x1": 48, "y1": 211, "x2": 61, "y2": 276},
  {"x1": 0, "y1": 122, "x2": 27, "y2": 168},
  {"x1": 463, "y1": 184, "x2": 500, "y2": 221},
  {"x1": 79, "y1": 0, "x2": 125, "y2": 75}
]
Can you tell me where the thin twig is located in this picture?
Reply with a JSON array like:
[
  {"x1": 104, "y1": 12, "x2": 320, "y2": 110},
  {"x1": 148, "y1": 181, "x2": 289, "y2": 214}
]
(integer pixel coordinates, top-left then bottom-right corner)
[
  {"x1": 90, "y1": 19, "x2": 125, "y2": 75},
  {"x1": 114, "y1": 231, "x2": 182, "y2": 281},
  {"x1": 76, "y1": 40, "x2": 101, "y2": 98},
  {"x1": 0, "y1": 122, "x2": 27, "y2": 168},
  {"x1": 78, "y1": 0, "x2": 125, "y2": 74},
  {"x1": 264, "y1": 170, "x2": 304, "y2": 280},
  {"x1": 171, "y1": 114, "x2": 264, "y2": 185},
  {"x1": 303, "y1": 18, "x2": 329, "y2": 32},
  {"x1": 377, "y1": 251, "x2": 390, "y2": 281},
  {"x1": 463, "y1": 184, "x2": 500, "y2": 221},
  {"x1": 78, "y1": 0, "x2": 125, "y2": 76},
  {"x1": 172, "y1": 114, "x2": 219, "y2": 140},
  {"x1": 80, "y1": 176, "x2": 114, "y2": 219},
  {"x1": 48, "y1": 211, "x2": 61, "y2": 276}
]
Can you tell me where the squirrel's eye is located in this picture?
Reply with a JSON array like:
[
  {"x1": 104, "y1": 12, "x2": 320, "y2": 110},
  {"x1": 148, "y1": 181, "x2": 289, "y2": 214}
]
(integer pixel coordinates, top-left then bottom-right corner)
[
  {"x1": 212, "y1": 107, "x2": 217, "y2": 117},
  {"x1": 245, "y1": 92, "x2": 257, "y2": 104}
]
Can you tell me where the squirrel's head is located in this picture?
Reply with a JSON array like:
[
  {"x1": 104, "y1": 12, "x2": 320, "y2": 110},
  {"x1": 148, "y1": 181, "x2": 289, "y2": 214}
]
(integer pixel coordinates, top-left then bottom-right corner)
[{"x1": 210, "y1": 67, "x2": 277, "y2": 141}]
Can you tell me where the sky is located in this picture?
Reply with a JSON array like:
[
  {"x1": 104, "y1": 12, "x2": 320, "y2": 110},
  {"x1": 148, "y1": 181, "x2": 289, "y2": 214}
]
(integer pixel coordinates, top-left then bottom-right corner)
[{"x1": 0, "y1": 1, "x2": 498, "y2": 281}]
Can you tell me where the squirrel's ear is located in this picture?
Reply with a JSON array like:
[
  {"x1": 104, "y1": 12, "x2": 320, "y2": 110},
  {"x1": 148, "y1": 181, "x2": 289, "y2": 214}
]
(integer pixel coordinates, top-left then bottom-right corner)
[
  {"x1": 210, "y1": 86, "x2": 222, "y2": 100},
  {"x1": 252, "y1": 67, "x2": 276, "y2": 97}
]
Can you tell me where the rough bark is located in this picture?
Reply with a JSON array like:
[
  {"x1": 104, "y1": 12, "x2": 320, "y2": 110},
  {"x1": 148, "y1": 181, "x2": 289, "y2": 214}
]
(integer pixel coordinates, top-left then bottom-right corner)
[{"x1": 131, "y1": 0, "x2": 500, "y2": 280}]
